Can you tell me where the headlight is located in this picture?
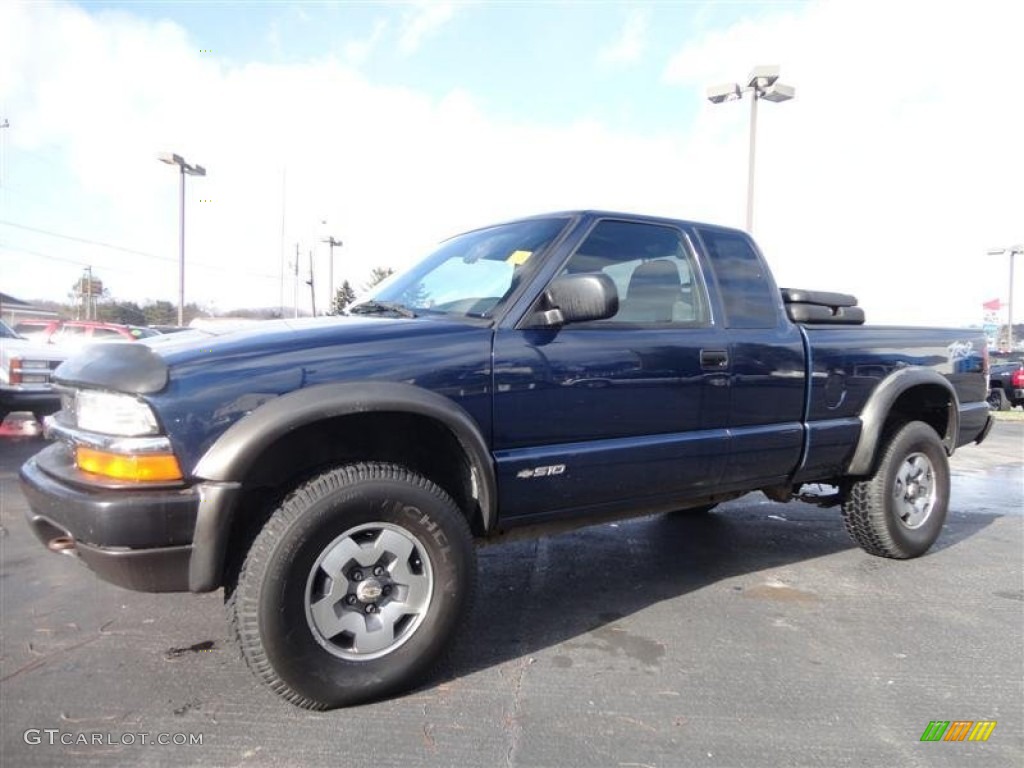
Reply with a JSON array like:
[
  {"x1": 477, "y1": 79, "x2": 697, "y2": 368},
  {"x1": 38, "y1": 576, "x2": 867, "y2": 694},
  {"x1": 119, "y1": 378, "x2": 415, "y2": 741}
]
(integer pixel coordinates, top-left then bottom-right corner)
[{"x1": 75, "y1": 390, "x2": 160, "y2": 436}]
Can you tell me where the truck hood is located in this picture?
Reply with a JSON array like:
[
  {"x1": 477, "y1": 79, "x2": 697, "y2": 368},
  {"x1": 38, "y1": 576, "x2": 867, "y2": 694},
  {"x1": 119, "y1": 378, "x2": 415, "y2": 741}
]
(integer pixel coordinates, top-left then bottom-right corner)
[{"x1": 53, "y1": 315, "x2": 480, "y2": 394}]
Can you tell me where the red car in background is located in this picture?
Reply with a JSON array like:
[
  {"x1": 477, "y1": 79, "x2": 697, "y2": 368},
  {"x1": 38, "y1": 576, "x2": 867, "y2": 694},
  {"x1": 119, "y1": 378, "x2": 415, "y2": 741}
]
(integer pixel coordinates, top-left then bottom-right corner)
[{"x1": 12, "y1": 320, "x2": 160, "y2": 347}]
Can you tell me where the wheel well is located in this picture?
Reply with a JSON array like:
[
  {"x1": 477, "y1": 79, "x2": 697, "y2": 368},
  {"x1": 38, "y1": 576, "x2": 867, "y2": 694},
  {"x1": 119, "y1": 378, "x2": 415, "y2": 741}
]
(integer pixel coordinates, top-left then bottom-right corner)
[
  {"x1": 221, "y1": 412, "x2": 482, "y2": 588},
  {"x1": 882, "y1": 384, "x2": 952, "y2": 446}
]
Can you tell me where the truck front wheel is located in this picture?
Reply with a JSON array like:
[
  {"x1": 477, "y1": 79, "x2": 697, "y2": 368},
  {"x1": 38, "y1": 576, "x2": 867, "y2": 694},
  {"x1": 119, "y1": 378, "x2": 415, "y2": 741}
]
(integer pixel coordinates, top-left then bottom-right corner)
[
  {"x1": 841, "y1": 421, "x2": 950, "y2": 559},
  {"x1": 226, "y1": 462, "x2": 476, "y2": 709}
]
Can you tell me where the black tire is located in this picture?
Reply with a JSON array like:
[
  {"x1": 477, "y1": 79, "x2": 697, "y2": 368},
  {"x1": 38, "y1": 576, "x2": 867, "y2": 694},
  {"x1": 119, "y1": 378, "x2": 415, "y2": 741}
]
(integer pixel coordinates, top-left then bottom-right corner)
[
  {"x1": 987, "y1": 387, "x2": 1010, "y2": 411},
  {"x1": 841, "y1": 421, "x2": 949, "y2": 559},
  {"x1": 227, "y1": 462, "x2": 476, "y2": 710}
]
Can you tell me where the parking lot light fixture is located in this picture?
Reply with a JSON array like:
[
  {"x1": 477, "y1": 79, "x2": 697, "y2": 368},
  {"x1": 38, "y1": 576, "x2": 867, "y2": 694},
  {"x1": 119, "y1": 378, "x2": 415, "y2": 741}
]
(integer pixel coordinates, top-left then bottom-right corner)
[
  {"x1": 159, "y1": 153, "x2": 206, "y2": 326},
  {"x1": 706, "y1": 66, "x2": 795, "y2": 232}
]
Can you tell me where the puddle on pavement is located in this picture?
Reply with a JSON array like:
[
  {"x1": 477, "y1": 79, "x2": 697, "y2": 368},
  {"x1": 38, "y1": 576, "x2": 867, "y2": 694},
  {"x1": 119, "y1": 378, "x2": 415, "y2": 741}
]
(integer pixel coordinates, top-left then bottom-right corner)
[
  {"x1": 951, "y1": 466, "x2": 1023, "y2": 516},
  {"x1": 566, "y1": 625, "x2": 665, "y2": 665}
]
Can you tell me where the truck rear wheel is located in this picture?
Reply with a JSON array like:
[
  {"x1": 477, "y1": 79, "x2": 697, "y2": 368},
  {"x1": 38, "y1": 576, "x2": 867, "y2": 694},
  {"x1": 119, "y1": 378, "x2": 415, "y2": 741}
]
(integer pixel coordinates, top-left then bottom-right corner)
[
  {"x1": 226, "y1": 462, "x2": 476, "y2": 709},
  {"x1": 841, "y1": 421, "x2": 949, "y2": 559},
  {"x1": 987, "y1": 387, "x2": 1010, "y2": 411}
]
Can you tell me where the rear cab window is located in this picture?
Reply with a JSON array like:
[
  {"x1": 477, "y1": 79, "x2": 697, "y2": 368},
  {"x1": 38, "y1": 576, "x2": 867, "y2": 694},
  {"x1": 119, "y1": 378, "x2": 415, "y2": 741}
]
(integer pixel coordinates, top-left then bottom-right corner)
[{"x1": 697, "y1": 227, "x2": 779, "y2": 329}]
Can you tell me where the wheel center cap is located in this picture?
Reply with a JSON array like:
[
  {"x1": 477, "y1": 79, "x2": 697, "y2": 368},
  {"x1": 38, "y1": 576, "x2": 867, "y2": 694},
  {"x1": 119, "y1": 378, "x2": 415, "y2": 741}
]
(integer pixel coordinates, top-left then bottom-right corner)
[{"x1": 356, "y1": 578, "x2": 383, "y2": 602}]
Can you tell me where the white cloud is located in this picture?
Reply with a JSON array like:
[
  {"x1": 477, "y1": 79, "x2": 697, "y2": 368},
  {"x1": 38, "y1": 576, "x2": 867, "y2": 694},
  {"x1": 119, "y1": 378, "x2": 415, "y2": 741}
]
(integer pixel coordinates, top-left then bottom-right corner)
[
  {"x1": 663, "y1": 0, "x2": 1024, "y2": 326},
  {"x1": 598, "y1": 9, "x2": 648, "y2": 66},
  {"x1": 0, "y1": 0, "x2": 1020, "y2": 328},
  {"x1": 397, "y1": 2, "x2": 456, "y2": 56},
  {"x1": 0, "y1": 2, "x2": 693, "y2": 314},
  {"x1": 344, "y1": 18, "x2": 389, "y2": 65}
]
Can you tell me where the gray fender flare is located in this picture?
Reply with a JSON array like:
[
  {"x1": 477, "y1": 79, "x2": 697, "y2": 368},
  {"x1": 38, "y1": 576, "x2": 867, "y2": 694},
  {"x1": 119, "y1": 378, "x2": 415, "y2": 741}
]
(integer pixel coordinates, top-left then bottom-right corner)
[
  {"x1": 187, "y1": 382, "x2": 496, "y2": 592},
  {"x1": 846, "y1": 368, "x2": 960, "y2": 476}
]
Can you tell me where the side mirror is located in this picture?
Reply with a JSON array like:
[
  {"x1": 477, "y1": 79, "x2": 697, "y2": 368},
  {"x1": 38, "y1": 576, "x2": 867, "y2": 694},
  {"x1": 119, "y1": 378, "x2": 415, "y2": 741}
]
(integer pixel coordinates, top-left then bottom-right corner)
[{"x1": 526, "y1": 273, "x2": 619, "y2": 328}]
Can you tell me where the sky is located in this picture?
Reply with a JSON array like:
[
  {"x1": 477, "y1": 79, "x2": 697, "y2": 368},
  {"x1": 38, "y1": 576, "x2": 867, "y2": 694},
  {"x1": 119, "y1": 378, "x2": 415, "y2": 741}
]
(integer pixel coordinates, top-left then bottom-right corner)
[{"x1": 0, "y1": 0, "x2": 1021, "y2": 327}]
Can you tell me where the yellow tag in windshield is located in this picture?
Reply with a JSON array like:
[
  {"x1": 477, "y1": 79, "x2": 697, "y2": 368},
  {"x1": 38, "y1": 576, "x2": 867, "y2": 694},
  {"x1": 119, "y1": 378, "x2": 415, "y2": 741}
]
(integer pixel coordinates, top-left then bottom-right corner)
[{"x1": 506, "y1": 250, "x2": 532, "y2": 266}]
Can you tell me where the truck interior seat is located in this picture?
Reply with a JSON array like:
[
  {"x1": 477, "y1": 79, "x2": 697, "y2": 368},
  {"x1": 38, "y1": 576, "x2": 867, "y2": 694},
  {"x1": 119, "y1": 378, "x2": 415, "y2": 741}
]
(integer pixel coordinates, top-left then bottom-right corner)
[{"x1": 617, "y1": 259, "x2": 683, "y2": 323}]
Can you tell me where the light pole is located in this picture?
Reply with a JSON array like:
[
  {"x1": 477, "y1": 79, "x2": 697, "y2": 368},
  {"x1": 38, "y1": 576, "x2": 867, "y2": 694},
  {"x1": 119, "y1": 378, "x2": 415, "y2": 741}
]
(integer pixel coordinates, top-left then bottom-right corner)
[
  {"x1": 988, "y1": 245, "x2": 1022, "y2": 352},
  {"x1": 707, "y1": 65, "x2": 795, "y2": 232},
  {"x1": 159, "y1": 153, "x2": 206, "y2": 326}
]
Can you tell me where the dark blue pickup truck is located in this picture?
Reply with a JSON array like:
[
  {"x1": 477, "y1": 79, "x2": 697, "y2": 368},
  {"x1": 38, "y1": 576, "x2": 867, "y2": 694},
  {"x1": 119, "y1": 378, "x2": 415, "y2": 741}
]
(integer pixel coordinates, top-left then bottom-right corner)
[{"x1": 20, "y1": 211, "x2": 992, "y2": 709}]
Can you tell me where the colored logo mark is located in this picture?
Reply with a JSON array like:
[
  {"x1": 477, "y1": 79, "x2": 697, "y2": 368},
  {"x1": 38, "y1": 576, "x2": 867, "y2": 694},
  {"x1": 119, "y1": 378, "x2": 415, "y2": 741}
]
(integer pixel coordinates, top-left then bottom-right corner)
[{"x1": 920, "y1": 720, "x2": 997, "y2": 742}]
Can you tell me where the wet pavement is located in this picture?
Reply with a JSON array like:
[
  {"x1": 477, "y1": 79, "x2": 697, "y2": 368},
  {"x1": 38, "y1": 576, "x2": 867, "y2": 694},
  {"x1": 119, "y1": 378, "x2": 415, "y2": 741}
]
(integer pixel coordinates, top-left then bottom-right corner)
[{"x1": 1, "y1": 422, "x2": 1021, "y2": 767}]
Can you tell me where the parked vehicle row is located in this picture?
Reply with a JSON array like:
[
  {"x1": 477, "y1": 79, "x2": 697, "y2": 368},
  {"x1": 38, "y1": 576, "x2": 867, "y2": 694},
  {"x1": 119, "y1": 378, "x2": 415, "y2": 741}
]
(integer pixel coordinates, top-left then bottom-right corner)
[
  {"x1": 1, "y1": 320, "x2": 180, "y2": 419},
  {"x1": 13, "y1": 319, "x2": 161, "y2": 347},
  {"x1": 987, "y1": 357, "x2": 1024, "y2": 410},
  {"x1": 0, "y1": 320, "x2": 67, "y2": 419}
]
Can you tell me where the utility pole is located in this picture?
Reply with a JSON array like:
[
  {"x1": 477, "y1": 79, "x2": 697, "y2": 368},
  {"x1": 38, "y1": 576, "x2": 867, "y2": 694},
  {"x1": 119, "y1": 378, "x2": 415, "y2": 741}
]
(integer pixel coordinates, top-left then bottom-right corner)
[
  {"x1": 0, "y1": 118, "x2": 9, "y2": 190},
  {"x1": 293, "y1": 243, "x2": 300, "y2": 318},
  {"x1": 307, "y1": 249, "x2": 317, "y2": 316},
  {"x1": 322, "y1": 235, "x2": 343, "y2": 308},
  {"x1": 279, "y1": 169, "x2": 287, "y2": 318},
  {"x1": 85, "y1": 266, "x2": 93, "y2": 320}
]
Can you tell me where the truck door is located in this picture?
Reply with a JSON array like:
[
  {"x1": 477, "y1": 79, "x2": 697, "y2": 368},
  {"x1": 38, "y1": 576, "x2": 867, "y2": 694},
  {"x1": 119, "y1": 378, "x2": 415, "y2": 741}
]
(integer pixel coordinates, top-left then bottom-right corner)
[
  {"x1": 492, "y1": 218, "x2": 731, "y2": 521},
  {"x1": 695, "y1": 226, "x2": 806, "y2": 489}
]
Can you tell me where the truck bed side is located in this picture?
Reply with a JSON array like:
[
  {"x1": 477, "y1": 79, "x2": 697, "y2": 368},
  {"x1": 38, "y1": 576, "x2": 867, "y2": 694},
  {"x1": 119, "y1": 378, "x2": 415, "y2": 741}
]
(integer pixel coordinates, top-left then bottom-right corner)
[{"x1": 794, "y1": 324, "x2": 989, "y2": 483}]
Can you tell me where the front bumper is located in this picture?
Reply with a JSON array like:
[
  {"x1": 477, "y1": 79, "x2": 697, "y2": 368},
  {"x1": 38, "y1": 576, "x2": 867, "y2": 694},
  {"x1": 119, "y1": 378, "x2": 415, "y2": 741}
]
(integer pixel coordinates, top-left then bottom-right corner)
[
  {"x1": 0, "y1": 387, "x2": 61, "y2": 415},
  {"x1": 20, "y1": 443, "x2": 199, "y2": 592}
]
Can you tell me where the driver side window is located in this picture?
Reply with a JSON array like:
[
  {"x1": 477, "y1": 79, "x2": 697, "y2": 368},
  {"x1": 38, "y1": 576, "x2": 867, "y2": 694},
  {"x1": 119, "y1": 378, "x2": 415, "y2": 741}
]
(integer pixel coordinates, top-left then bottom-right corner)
[{"x1": 560, "y1": 220, "x2": 708, "y2": 326}]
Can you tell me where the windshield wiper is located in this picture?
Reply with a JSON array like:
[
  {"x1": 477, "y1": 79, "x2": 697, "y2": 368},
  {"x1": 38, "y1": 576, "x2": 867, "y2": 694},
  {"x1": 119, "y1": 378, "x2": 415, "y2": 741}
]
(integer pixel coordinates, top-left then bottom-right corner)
[{"x1": 348, "y1": 300, "x2": 417, "y2": 318}]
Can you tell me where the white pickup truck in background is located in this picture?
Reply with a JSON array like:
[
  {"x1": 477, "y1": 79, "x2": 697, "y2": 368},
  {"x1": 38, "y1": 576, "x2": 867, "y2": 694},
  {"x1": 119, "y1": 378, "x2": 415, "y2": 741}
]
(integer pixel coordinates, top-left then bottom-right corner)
[{"x1": 0, "y1": 320, "x2": 67, "y2": 420}]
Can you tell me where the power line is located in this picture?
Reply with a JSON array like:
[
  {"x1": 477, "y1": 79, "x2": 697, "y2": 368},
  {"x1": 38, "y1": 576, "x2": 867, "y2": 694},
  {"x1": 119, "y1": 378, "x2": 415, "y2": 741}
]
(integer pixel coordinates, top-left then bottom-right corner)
[
  {"x1": 0, "y1": 220, "x2": 282, "y2": 280},
  {"x1": 1, "y1": 245, "x2": 90, "y2": 267},
  {"x1": 5, "y1": 244, "x2": 282, "y2": 282},
  {"x1": 3, "y1": 248, "x2": 287, "y2": 310},
  {"x1": 0, "y1": 219, "x2": 175, "y2": 261}
]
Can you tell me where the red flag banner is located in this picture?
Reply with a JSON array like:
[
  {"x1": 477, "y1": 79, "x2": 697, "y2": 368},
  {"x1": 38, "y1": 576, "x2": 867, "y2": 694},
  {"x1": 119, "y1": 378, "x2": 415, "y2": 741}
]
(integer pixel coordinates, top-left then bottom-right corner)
[{"x1": 983, "y1": 298, "x2": 1002, "y2": 311}]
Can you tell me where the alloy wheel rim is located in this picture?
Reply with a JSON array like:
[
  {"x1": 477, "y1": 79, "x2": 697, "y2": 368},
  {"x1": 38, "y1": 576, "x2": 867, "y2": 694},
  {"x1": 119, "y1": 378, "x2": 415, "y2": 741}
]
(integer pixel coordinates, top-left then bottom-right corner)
[
  {"x1": 892, "y1": 452, "x2": 937, "y2": 529},
  {"x1": 304, "y1": 522, "x2": 433, "y2": 661}
]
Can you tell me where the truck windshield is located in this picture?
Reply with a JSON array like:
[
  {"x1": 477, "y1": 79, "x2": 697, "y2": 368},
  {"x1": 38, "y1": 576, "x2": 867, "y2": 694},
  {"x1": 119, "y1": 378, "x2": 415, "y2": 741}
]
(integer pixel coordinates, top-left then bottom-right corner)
[{"x1": 355, "y1": 217, "x2": 569, "y2": 319}]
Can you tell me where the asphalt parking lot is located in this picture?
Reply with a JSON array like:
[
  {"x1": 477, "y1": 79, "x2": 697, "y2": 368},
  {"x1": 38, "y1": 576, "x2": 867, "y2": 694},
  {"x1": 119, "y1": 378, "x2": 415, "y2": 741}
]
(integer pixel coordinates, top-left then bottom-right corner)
[{"x1": 1, "y1": 422, "x2": 1021, "y2": 768}]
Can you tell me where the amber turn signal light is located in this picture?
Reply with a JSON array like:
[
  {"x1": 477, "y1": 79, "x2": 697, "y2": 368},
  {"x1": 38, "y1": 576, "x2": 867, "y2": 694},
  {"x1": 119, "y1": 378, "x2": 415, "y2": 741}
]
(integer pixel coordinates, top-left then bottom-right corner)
[{"x1": 75, "y1": 446, "x2": 183, "y2": 482}]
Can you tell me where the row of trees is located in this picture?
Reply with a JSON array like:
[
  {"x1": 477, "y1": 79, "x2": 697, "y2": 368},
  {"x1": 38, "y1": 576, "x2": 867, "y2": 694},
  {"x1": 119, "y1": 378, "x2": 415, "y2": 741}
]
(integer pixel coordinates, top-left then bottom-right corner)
[
  {"x1": 329, "y1": 267, "x2": 394, "y2": 315},
  {"x1": 30, "y1": 296, "x2": 208, "y2": 326},
  {"x1": 47, "y1": 266, "x2": 399, "y2": 326},
  {"x1": 97, "y1": 300, "x2": 205, "y2": 326}
]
